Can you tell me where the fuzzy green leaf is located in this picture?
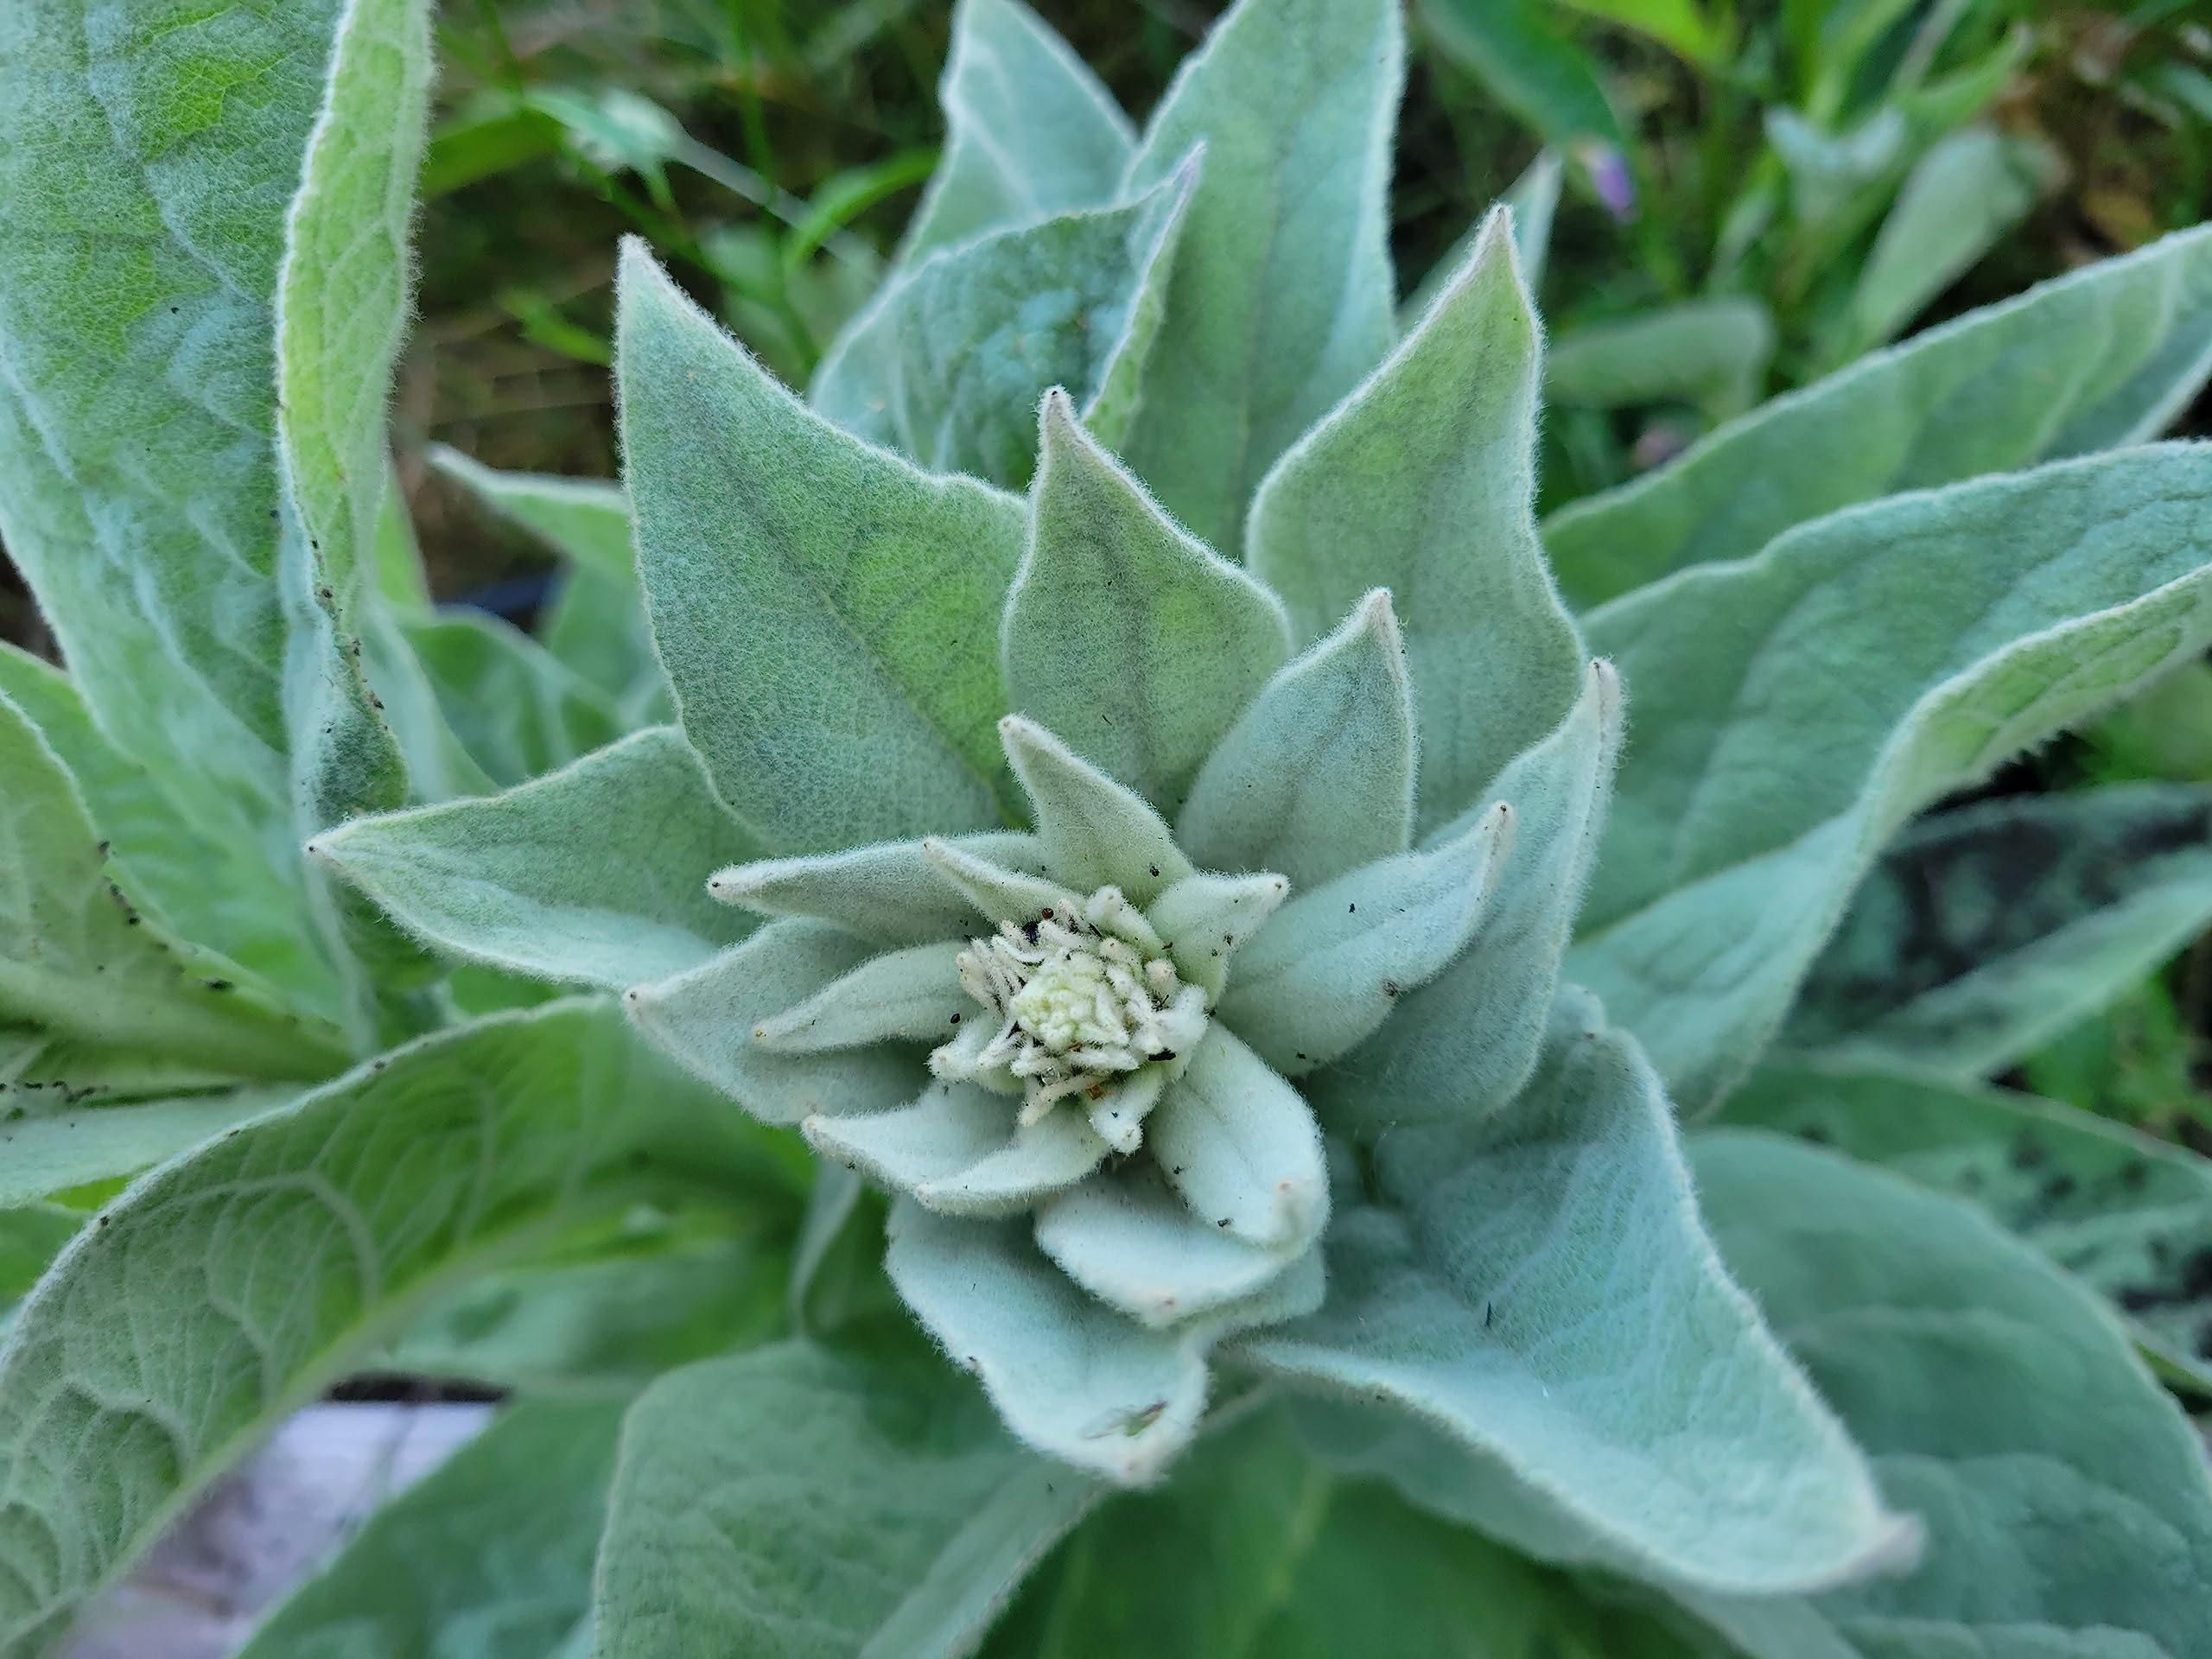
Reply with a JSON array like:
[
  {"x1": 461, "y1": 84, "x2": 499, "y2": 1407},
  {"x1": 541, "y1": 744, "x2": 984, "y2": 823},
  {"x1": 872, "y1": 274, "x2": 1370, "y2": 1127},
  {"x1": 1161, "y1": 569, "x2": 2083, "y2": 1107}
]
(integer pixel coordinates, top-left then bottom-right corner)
[
  {"x1": 1245, "y1": 991, "x2": 1912, "y2": 1598},
  {"x1": 591, "y1": 1339, "x2": 1096, "y2": 1659},
  {"x1": 1401, "y1": 149, "x2": 1565, "y2": 325},
  {"x1": 1117, "y1": 0, "x2": 1404, "y2": 552},
  {"x1": 1681, "y1": 1129, "x2": 2212, "y2": 1658},
  {"x1": 0, "y1": 692, "x2": 346, "y2": 1087},
  {"x1": 426, "y1": 445, "x2": 636, "y2": 582},
  {"x1": 616, "y1": 242, "x2": 1026, "y2": 850},
  {"x1": 1783, "y1": 785, "x2": 2212, "y2": 1078},
  {"x1": 1546, "y1": 224, "x2": 2212, "y2": 607},
  {"x1": 400, "y1": 611, "x2": 626, "y2": 787},
  {"x1": 712, "y1": 833, "x2": 1048, "y2": 947},
  {"x1": 236, "y1": 1397, "x2": 623, "y2": 1659},
  {"x1": 625, "y1": 920, "x2": 924, "y2": 1123},
  {"x1": 899, "y1": 0, "x2": 1134, "y2": 264},
  {"x1": 1177, "y1": 589, "x2": 1417, "y2": 889},
  {"x1": 805, "y1": 1081, "x2": 1109, "y2": 1215},
  {"x1": 1722, "y1": 1061, "x2": 2212, "y2": 1394},
  {"x1": 1218, "y1": 803, "x2": 1511, "y2": 1077},
  {"x1": 815, "y1": 169, "x2": 1194, "y2": 491},
  {"x1": 1148, "y1": 871, "x2": 1291, "y2": 1000},
  {"x1": 887, "y1": 1198, "x2": 1321, "y2": 1483},
  {"x1": 1004, "y1": 394, "x2": 1292, "y2": 810},
  {"x1": 1150, "y1": 1027, "x2": 1327, "y2": 1250},
  {"x1": 0, "y1": 1001, "x2": 788, "y2": 1655},
  {"x1": 999, "y1": 717, "x2": 1194, "y2": 906},
  {"x1": 1310, "y1": 661, "x2": 1620, "y2": 1133},
  {"x1": 1035, "y1": 1166, "x2": 1305, "y2": 1328},
  {"x1": 1250, "y1": 212, "x2": 1585, "y2": 835},
  {"x1": 1574, "y1": 445, "x2": 2212, "y2": 1110},
  {"x1": 313, "y1": 728, "x2": 764, "y2": 988},
  {"x1": 1544, "y1": 297, "x2": 1774, "y2": 416},
  {"x1": 0, "y1": 1090, "x2": 293, "y2": 1209}
]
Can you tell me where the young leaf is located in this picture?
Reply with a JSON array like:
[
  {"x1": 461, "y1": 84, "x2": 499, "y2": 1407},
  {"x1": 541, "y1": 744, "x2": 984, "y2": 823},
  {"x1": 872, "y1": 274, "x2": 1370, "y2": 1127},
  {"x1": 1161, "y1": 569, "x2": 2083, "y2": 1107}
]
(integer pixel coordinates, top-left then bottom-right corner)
[
  {"x1": 1249, "y1": 212, "x2": 1585, "y2": 835},
  {"x1": 0, "y1": 691, "x2": 347, "y2": 1085},
  {"x1": 311, "y1": 728, "x2": 765, "y2": 988},
  {"x1": 1309, "y1": 661, "x2": 1619, "y2": 1133},
  {"x1": 805, "y1": 1082, "x2": 1109, "y2": 1215},
  {"x1": 1545, "y1": 223, "x2": 2212, "y2": 606},
  {"x1": 1149, "y1": 1027, "x2": 1328, "y2": 1250},
  {"x1": 1243, "y1": 991, "x2": 1914, "y2": 1598},
  {"x1": 1035, "y1": 1167, "x2": 1305, "y2": 1328},
  {"x1": 1722, "y1": 1060, "x2": 2212, "y2": 1393},
  {"x1": 400, "y1": 611, "x2": 626, "y2": 787},
  {"x1": 1681, "y1": 1130, "x2": 2212, "y2": 1658},
  {"x1": 591, "y1": 1340, "x2": 1096, "y2": 1659},
  {"x1": 235, "y1": 1397, "x2": 624, "y2": 1659},
  {"x1": 1573, "y1": 444, "x2": 2212, "y2": 1110},
  {"x1": 0, "y1": 1001, "x2": 790, "y2": 1655},
  {"x1": 813, "y1": 168, "x2": 1195, "y2": 491},
  {"x1": 999, "y1": 716, "x2": 1195, "y2": 906},
  {"x1": 1004, "y1": 395, "x2": 1292, "y2": 810},
  {"x1": 616, "y1": 242, "x2": 1026, "y2": 849},
  {"x1": 1782, "y1": 785, "x2": 2212, "y2": 1079},
  {"x1": 899, "y1": 0, "x2": 1135, "y2": 264},
  {"x1": 1118, "y1": 0, "x2": 1404, "y2": 553},
  {"x1": 1177, "y1": 589, "x2": 1418, "y2": 889},
  {"x1": 712, "y1": 832, "x2": 1047, "y2": 947}
]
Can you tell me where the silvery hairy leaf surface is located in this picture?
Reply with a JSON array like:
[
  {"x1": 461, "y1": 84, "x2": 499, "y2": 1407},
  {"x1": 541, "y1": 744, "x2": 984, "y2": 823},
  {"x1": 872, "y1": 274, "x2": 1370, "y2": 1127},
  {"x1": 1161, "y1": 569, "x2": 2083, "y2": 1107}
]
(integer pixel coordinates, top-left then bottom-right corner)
[{"x1": 1, "y1": 0, "x2": 2209, "y2": 1655}]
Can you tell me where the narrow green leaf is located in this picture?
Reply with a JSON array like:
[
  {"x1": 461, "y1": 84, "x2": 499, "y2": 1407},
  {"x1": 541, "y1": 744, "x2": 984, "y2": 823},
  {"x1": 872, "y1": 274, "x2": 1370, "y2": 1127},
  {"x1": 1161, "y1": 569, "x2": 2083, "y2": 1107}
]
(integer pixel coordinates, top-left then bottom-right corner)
[
  {"x1": 1783, "y1": 785, "x2": 2212, "y2": 1078},
  {"x1": 1310, "y1": 661, "x2": 1619, "y2": 1134},
  {"x1": 237, "y1": 1397, "x2": 623, "y2": 1659},
  {"x1": 1246, "y1": 991, "x2": 1913, "y2": 1598},
  {"x1": 1545, "y1": 224, "x2": 2212, "y2": 607},
  {"x1": 1118, "y1": 0, "x2": 1404, "y2": 553},
  {"x1": 426, "y1": 445, "x2": 636, "y2": 582},
  {"x1": 1545, "y1": 297, "x2": 1774, "y2": 416},
  {"x1": 1006, "y1": 394, "x2": 1292, "y2": 810},
  {"x1": 814, "y1": 167, "x2": 1195, "y2": 492},
  {"x1": 1178, "y1": 589, "x2": 1417, "y2": 889},
  {"x1": 1573, "y1": 445, "x2": 2212, "y2": 1110},
  {"x1": 1000, "y1": 716, "x2": 1195, "y2": 906},
  {"x1": 616, "y1": 241, "x2": 1026, "y2": 849},
  {"x1": 1682, "y1": 1129, "x2": 2212, "y2": 1658},
  {"x1": 0, "y1": 1001, "x2": 788, "y2": 1655},
  {"x1": 805, "y1": 1081, "x2": 1109, "y2": 1216},
  {"x1": 899, "y1": 0, "x2": 1135, "y2": 264},
  {"x1": 1418, "y1": 0, "x2": 1622, "y2": 149},
  {"x1": 1401, "y1": 149, "x2": 1565, "y2": 326},
  {"x1": 590, "y1": 1340, "x2": 1096, "y2": 1659},
  {"x1": 0, "y1": 692, "x2": 346, "y2": 1086},
  {"x1": 312, "y1": 728, "x2": 765, "y2": 988},
  {"x1": 1722, "y1": 1060, "x2": 2212, "y2": 1394},
  {"x1": 401, "y1": 611, "x2": 626, "y2": 788},
  {"x1": 371, "y1": 459, "x2": 433, "y2": 613},
  {"x1": 0, "y1": 1090, "x2": 293, "y2": 1210},
  {"x1": 711, "y1": 833, "x2": 1046, "y2": 947},
  {"x1": 1250, "y1": 211, "x2": 1585, "y2": 835}
]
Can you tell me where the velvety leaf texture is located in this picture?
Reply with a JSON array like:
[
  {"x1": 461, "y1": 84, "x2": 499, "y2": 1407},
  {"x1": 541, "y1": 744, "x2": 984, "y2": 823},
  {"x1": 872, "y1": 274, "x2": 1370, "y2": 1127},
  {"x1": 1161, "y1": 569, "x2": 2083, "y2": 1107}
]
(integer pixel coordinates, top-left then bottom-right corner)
[
  {"x1": 616, "y1": 242, "x2": 1026, "y2": 850},
  {"x1": 1723, "y1": 1061, "x2": 2212, "y2": 1394},
  {"x1": 0, "y1": 1001, "x2": 790, "y2": 1656},
  {"x1": 399, "y1": 612, "x2": 626, "y2": 789},
  {"x1": 1246, "y1": 991, "x2": 1911, "y2": 1597},
  {"x1": 590, "y1": 1341, "x2": 1095, "y2": 1659},
  {"x1": 1575, "y1": 444, "x2": 2212, "y2": 1110},
  {"x1": 1783, "y1": 785, "x2": 2212, "y2": 1078},
  {"x1": 1118, "y1": 0, "x2": 1403, "y2": 553},
  {"x1": 0, "y1": 1090, "x2": 293, "y2": 1210},
  {"x1": 1545, "y1": 223, "x2": 2212, "y2": 606},
  {"x1": 1686, "y1": 1130, "x2": 2212, "y2": 1658}
]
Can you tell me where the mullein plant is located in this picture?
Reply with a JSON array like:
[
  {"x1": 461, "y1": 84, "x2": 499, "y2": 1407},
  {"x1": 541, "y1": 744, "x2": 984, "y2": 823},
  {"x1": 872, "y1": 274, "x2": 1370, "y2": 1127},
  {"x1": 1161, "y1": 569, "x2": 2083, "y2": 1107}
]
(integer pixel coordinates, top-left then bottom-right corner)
[{"x1": 4, "y1": 0, "x2": 2212, "y2": 1654}]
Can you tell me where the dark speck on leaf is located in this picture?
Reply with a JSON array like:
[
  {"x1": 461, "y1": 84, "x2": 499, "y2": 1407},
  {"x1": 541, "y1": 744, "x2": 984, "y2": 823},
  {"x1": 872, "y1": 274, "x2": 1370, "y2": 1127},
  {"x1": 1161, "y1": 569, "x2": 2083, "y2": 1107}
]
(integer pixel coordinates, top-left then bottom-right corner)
[
  {"x1": 1796, "y1": 1123, "x2": 1830, "y2": 1145},
  {"x1": 2121, "y1": 1160, "x2": 2148, "y2": 1191},
  {"x1": 1217, "y1": 1218, "x2": 1231, "y2": 1228},
  {"x1": 1149, "y1": 865, "x2": 1160, "y2": 878},
  {"x1": 2043, "y1": 1173, "x2": 2077, "y2": 1204},
  {"x1": 2011, "y1": 1138, "x2": 2047, "y2": 1171},
  {"x1": 1148, "y1": 1049, "x2": 1174, "y2": 1062},
  {"x1": 1348, "y1": 903, "x2": 1357, "y2": 913},
  {"x1": 204, "y1": 979, "x2": 233, "y2": 993},
  {"x1": 1381, "y1": 979, "x2": 1400, "y2": 997},
  {"x1": 949, "y1": 1012, "x2": 961, "y2": 1024}
]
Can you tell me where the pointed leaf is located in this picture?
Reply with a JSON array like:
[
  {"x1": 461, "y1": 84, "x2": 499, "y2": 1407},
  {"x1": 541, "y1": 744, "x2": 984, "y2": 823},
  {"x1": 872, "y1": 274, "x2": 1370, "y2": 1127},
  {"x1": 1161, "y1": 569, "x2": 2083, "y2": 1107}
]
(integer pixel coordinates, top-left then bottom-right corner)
[
  {"x1": 400, "y1": 610, "x2": 626, "y2": 787},
  {"x1": 1574, "y1": 444, "x2": 2212, "y2": 1110},
  {"x1": 1004, "y1": 393, "x2": 1292, "y2": 810},
  {"x1": 814, "y1": 169, "x2": 1195, "y2": 491},
  {"x1": 1218, "y1": 802, "x2": 1511, "y2": 1076},
  {"x1": 0, "y1": 692, "x2": 346, "y2": 1085},
  {"x1": 1117, "y1": 0, "x2": 1404, "y2": 551},
  {"x1": 1147, "y1": 871, "x2": 1289, "y2": 999},
  {"x1": 590, "y1": 1340, "x2": 1096, "y2": 1659},
  {"x1": 626, "y1": 920, "x2": 924, "y2": 1123},
  {"x1": 1309, "y1": 661, "x2": 1620, "y2": 1130},
  {"x1": 1400, "y1": 149, "x2": 1565, "y2": 325},
  {"x1": 1000, "y1": 717, "x2": 1193, "y2": 905},
  {"x1": 1722, "y1": 1060, "x2": 2212, "y2": 1394},
  {"x1": 1783, "y1": 784, "x2": 2212, "y2": 1079},
  {"x1": 757, "y1": 942, "x2": 969, "y2": 1052},
  {"x1": 1036, "y1": 1166, "x2": 1304, "y2": 1326},
  {"x1": 1243, "y1": 993, "x2": 1913, "y2": 1598},
  {"x1": 899, "y1": 0, "x2": 1134, "y2": 263},
  {"x1": 1250, "y1": 213, "x2": 1586, "y2": 834},
  {"x1": 0, "y1": 1002, "x2": 788, "y2": 1656},
  {"x1": 1150, "y1": 1027, "x2": 1326, "y2": 1249},
  {"x1": 712, "y1": 831, "x2": 1047, "y2": 946},
  {"x1": 616, "y1": 242, "x2": 1025, "y2": 850},
  {"x1": 1545, "y1": 224, "x2": 2212, "y2": 607},
  {"x1": 806, "y1": 1081, "x2": 1108, "y2": 1215},
  {"x1": 1681, "y1": 1129, "x2": 2212, "y2": 1659},
  {"x1": 0, "y1": 1090, "x2": 293, "y2": 1209},
  {"x1": 1177, "y1": 589, "x2": 1417, "y2": 888},
  {"x1": 426, "y1": 445, "x2": 635, "y2": 582},
  {"x1": 312, "y1": 728, "x2": 763, "y2": 988},
  {"x1": 236, "y1": 1397, "x2": 622, "y2": 1659}
]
